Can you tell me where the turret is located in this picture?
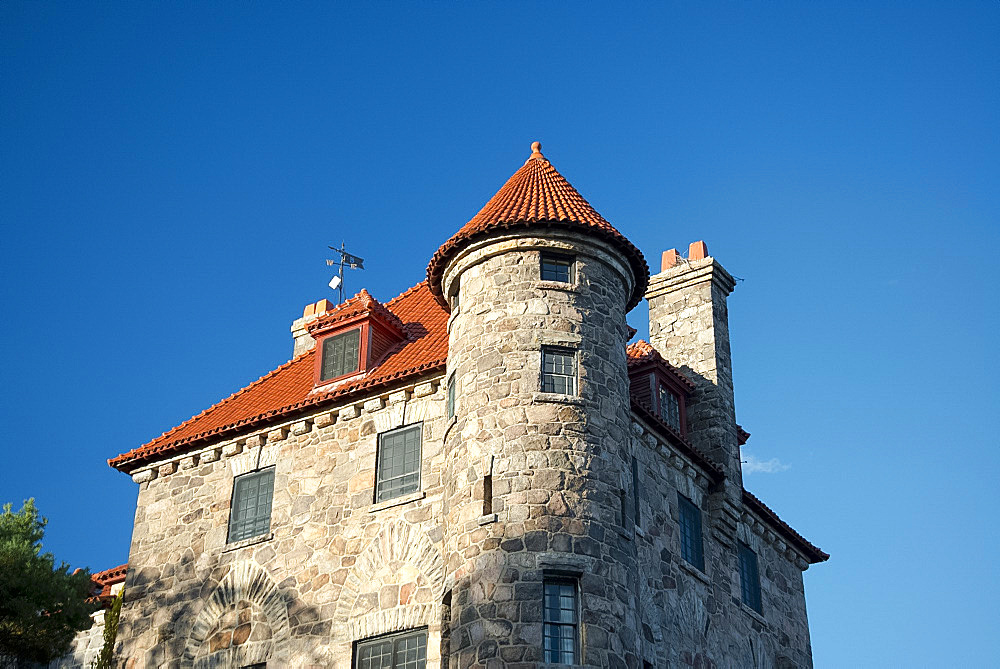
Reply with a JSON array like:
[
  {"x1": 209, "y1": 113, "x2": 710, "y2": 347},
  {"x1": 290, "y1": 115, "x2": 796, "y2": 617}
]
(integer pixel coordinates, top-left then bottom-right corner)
[{"x1": 426, "y1": 142, "x2": 649, "y2": 667}]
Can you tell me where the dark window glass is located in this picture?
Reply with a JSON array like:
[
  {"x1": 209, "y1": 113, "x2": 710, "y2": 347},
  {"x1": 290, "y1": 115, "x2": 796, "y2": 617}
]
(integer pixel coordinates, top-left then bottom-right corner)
[
  {"x1": 242, "y1": 664, "x2": 266, "y2": 669},
  {"x1": 355, "y1": 629, "x2": 427, "y2": 669},
  {"x1": 541, "y1": 253, "x2": 574, "y2": 283},
  {"x1": 447, "y1": 374, "x2": 456, "y2": 419},
  {"x1": 376, "y1": 425, "x2": 422, "y2": 502},
  {"x1": 678, "y1": 493, "x2": 705, "y2": 571},
  {"x1": 543, "y1": 578, "x2": 578, "y2": 664},
  {"x1": 321, "y1": 329, "x2": 361, "y2": 381},
  {"x1": 542, "y1": 347, "x2": 577, "y2": 395},
  {"x1": 739, "y1": 542, "x2": 763, "y2": 613},
  {"x1": 228, "y1": 468, "x2": 275, "y2": 543},
  {"x1": 658, "y1": 385, "x2": 681, "y2": 431}
]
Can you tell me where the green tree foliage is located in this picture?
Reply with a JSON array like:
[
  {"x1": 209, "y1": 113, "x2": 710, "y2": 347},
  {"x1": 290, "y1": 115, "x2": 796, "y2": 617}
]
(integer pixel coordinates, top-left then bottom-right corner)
[
  {"x1": 0, "y1": 499, "x2": 97, "y2": 663},
  {"x1": 92, "y1": 586, "x2": 123, "y2": 669}
]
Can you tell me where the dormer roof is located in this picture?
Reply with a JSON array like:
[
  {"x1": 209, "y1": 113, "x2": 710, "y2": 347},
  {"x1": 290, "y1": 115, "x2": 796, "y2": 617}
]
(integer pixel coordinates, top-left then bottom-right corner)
[
  {"x1": 306, "y1": 289, "x2": 406, "y2": 339},
  {"x1": 109, "y1": 282, "x2": 448, "y2": 473},
  {"x1": 427, "y1": 142, "x2": 649, "y2": 310},
  {"x1": 626, "y1": 339, "x2": 696, "y2": 392}
]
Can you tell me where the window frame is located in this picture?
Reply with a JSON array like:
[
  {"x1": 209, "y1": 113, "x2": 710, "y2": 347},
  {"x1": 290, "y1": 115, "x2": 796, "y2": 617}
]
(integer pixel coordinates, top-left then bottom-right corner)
[
  {"x1": 317, "y1": 326, "x2": 365, "y2": 383},
  {"x1": 542, "y1": 576, "x2": 580, "y2": 665},
  {"x1": 677, "y1": 493, "x2": 705, "y2": 571},
  {"x1": 227, "y1": 467, "x2": 276, "y2": 544},
  {"x1": 374, "y1": 424, "x2": 423, "y2": 503},
  {"x1": 541, "y1": 346, "x2": 578, "y2": 396},
  {"x1": 540, "y1": 252, "x2": 575, "y2": 284},
  {"x1": 353, "y1": 627, "x2": 427, "y2": 669},
  {"x1": 657, "y1": 383, "x2": 682, "y2": 432},
  {"x1": 738, "y1": 541, "x2": 763, "y2": 614}
]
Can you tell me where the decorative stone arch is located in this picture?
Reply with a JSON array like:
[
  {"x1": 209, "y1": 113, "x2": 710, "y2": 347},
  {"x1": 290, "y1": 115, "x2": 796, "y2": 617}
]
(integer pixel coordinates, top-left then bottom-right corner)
[
  {"x1": 185, "y1": 561, "x2": 289, "y2": 667},
  {"x1": 334, "y1": 521, "x2": 445, "y2": 642}
]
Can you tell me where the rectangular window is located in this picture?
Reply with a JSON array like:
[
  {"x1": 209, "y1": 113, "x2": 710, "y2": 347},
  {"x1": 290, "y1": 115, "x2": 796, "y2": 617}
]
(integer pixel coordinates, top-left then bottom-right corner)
[
  {"x1": 658, "y1": 384, "x2": 681, "y2": 431},
  {"x1": 540, "y1": 253, "x2": 574, "y2": 283},
  {"x1": 447, "y1": 373, "x2": 456, "y2": 419},
  {"x1": 739, "y1": 542, "x2": 763, "y2": 613},
  {"x1": 355, "y1": 628, "x2": 427, "y2": 669},
  {"x1": 678, "y1": 493, "x2": 705, "y2": 571},
  {"x1": 541, "y1": 347, "x2": 577, "y2": 395},
  {"x1": 375, "y1": 424, "x2": 422, "y2": 503},
  {"x1": 321, "y1": 328, "x2": 361, "y2": 381},
  {"x1": 543, "y1": 578, "x2": 578, "y2": 664},
  {"x1": 228, "y1": 467, "x2": 275, "y2": 543}
]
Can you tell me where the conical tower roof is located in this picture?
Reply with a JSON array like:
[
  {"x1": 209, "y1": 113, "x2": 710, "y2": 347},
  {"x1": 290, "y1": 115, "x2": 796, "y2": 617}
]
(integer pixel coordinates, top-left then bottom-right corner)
[{"x1": 426, "y1": 142, "x2": 649, "y2": 309}]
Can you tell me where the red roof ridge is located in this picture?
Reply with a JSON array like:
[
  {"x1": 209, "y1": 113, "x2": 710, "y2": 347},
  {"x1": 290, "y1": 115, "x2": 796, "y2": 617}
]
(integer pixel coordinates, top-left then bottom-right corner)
[
  {"x1": 92, "y1": 563, "x2": 128, "y2": 586},
  {"x1": 308, "y1": 288, "x2": 405, "y2": 337},
  {"x1": 742, "y1": 488, "x2": 829, "y2": 564},
  {"x1": 426, "y1": 143, "x2": 648, "y2": 311},
  {"x1": 109, "y1": 351, "x2": 313, "y2": 468},
  {"x1": 385, "y1": 280, "x2": 429, "y2": 308},
  {"x1": 110, "y1": 282, "x2": 449, "y2": 472},
  {"x1": 626, "y1": 339, "x2": 696, "y2": 390}
]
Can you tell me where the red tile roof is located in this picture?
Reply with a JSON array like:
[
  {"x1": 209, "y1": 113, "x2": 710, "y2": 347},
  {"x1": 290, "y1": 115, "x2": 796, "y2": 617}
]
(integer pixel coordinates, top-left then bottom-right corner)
[
  {"x1": 626, "y1": 339, "x2": 696, "y2": 391},
  {"x1": 306, "y1": 288, "x2": 405, "y2": 338},
  {"x1": 89, "y1": 563, "x2": 128, "y2": 604},
  {"x1": 427, "y1": 142, "x2": 649, "y2": 311},
  {"x1": 109, "y1": 282, "x2": 448, "y2": 472}
]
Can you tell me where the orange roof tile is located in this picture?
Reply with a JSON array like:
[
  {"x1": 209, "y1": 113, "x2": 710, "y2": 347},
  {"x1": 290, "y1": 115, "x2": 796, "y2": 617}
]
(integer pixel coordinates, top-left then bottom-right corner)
[
  {"x1": 88, "y1": 563, "x2": 128, "y2": 604},
  {"x1": 109, "y1": 282, "x2": 448, "y2": 472},
  {"x1": 307, "y1": 288, "x2": 405, "y2": 337},
  {"x1": 626, "y1": 339, "x2": 696, "y2": 391},
  {"x1": 427, "y1": 142, "x2": 649, "y2": 310}
]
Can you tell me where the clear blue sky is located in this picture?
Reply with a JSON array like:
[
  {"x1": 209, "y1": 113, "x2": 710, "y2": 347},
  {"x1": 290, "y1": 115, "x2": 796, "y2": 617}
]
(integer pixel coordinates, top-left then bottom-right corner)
[{"x1": 2, "y1": 2, "x2": 997, "y2": 666}]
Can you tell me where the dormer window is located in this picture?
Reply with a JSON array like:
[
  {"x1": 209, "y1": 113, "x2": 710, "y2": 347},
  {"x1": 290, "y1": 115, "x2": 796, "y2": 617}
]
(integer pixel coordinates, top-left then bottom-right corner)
[
  {"x1": 320, "y1": 328, "x2": 361, "y2": 381},
  {"x1": 658, "y1": 384, "x2": 681, "y2": 432},
  {"x1": 307, "y1": 289, "x2": 408, "y2": 388}
]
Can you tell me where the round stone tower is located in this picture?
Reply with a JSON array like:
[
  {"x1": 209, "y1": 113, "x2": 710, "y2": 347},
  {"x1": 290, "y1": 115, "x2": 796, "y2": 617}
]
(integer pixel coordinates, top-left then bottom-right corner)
[{"x1": 426, "y1": 142, "x2": 650, "y2": 667}]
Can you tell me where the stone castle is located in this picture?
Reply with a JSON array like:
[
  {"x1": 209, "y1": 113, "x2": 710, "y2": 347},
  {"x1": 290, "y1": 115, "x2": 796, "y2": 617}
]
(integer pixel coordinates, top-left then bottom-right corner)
[{"x1": 75, "y1": 142, "x2": 827, "y2": 668}]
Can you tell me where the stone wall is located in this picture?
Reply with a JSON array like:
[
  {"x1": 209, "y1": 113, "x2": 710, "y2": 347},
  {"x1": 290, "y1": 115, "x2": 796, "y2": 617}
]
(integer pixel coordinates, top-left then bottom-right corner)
[
  {"x1": 111, "y1": 238, "x2": 817, "y2": 668},
  {"x1": 116, "y1": 380, "x2": 451, "y2": 669},
  {"x1": 627, "y1": 416, "x2": 814, "y2": 669},
  {"x1": 440, "y1": 231, "x2": 641, "y2": 667}
]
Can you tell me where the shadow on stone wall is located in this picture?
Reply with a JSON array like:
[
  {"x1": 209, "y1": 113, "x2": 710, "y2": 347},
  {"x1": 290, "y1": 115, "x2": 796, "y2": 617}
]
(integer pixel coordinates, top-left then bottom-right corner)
[{"x1": 122, "y1": 552, "x2": 329, "y2": 668}]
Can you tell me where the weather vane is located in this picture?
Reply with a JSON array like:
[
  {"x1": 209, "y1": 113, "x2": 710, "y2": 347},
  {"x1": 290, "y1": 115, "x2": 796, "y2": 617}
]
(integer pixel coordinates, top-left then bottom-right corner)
[{"x1": 326, "y1": 242, "x2": 365, "y2": 305}]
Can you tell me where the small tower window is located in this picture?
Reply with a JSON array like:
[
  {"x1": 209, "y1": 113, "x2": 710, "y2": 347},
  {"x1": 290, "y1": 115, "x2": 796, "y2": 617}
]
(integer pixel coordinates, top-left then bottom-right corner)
[
  {"x1": 321, "y1": 328, "x2": 361, "y2": 381},
  {"x1": 658, "y1": 384, "x2": 681, "y2": 431},
  {"x1": 541, "y1": 347, "x2": 577, "y2": 395},
  {"x1": 540, "y1": 253, "x2": 575, "y2": 283},
  {"x1": 678, "y1": 493, "x2": 705, "y2": 571},
  {"x1": 739, "y1": 542, "x2": 763, "y2": 613},
  {"x1": 543, "y1": 577, "x2": 579, "y2": 664},
  {"x1": 375, "y1": 424, "x2": 422, "y2": 502}
]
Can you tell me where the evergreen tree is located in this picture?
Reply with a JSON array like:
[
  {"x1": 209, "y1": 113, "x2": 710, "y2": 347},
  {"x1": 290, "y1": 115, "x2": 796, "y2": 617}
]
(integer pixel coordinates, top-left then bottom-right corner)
[
  {"x1": 0, "y1": 499, "x2": 97, "y2": 663},
  {"x1": 92, "y1": 586, "x2": 123, "y2": 669}
]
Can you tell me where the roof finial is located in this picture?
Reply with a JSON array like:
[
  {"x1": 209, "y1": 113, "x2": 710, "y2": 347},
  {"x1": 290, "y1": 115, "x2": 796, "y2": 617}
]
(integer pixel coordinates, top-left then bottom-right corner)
[{"x1": 529, "y1": 141, "x2": 544, "y2": 161}]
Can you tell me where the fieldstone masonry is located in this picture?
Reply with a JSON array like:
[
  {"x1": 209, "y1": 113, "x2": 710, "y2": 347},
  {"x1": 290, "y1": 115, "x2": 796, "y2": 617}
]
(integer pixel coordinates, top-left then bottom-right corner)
[{"x1": 102, "y1": 149, "x2": 824, "y2": 668}]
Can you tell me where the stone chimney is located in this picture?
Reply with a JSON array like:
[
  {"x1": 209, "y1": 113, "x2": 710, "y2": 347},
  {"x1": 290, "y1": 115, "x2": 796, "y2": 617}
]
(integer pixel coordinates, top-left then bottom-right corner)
[
  {"x1": 646, "y1": 241, "x2": 741, "y2": 488},
  {"x1": 290, "y1": 299, "x2": 334, "y2": 357}
]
